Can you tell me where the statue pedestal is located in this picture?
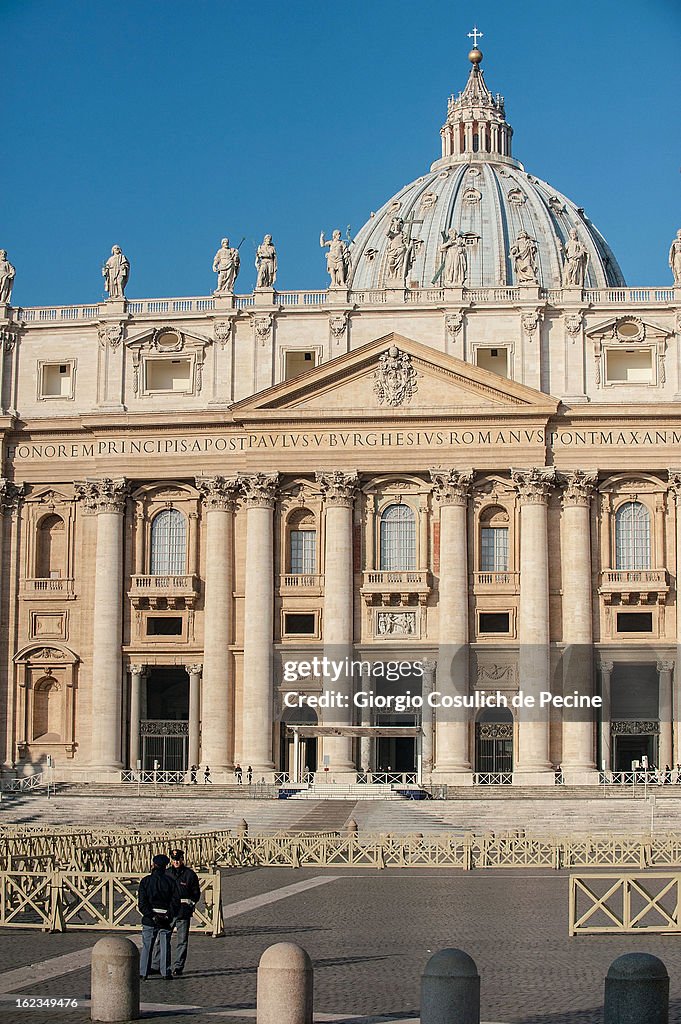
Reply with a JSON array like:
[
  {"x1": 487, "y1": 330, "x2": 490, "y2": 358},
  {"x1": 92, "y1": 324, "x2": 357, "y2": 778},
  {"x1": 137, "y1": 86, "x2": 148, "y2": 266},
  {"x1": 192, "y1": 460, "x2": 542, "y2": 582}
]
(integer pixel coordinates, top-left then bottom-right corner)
[
  {"x1": 327, "y1": 287, "x2": 350, "y2": 306},
  {"x1": 562, "y1": 285, "x2": 584, "y2": 302},
  {"x1": 386, "y1": 286, "x2": 406, "y2": 304},
  {"x1": 213, "y1": 293, "x2": 235, "y2": 312},
  {"x1": 518, "y1": 284, "x2": 541, "y2": 302},
  {"x1": 0, "y1": 303, "x2": 11, "y2": 323},
  {"x1": 444, "y1": 287, "x2": 465, "y2": 304},
  {"x1": 254, "y1": 288, "x2": 276, "y2": 307},
  {"x1": 102, "y1": 299, "x2": 127, "y2": 317}
]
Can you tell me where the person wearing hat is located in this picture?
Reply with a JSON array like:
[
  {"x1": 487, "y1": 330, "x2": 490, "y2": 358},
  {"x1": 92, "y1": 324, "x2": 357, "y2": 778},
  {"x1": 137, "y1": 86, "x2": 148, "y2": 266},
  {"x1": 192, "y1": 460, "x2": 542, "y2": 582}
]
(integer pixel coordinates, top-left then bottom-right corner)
[
  {"x1": 137, "y1": 854, "x2": 181, "y2": 980},
  {"x1": 151, "y1": 848, "x2": 201, "y2": 977}
]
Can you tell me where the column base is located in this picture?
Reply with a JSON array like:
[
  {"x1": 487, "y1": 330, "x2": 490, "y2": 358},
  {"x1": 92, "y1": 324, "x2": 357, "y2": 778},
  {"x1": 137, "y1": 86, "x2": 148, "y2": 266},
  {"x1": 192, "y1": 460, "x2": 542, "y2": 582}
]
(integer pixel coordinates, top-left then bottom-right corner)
[
  {"x1": 561, "y1": 768, "x2": 601, "y2": 786},
  {"x1": 431, "y1": 770, "x2": 474, "y2": 787},
  {"x1": 511, "y1": 769, "x2": 555, "y2": 786}
]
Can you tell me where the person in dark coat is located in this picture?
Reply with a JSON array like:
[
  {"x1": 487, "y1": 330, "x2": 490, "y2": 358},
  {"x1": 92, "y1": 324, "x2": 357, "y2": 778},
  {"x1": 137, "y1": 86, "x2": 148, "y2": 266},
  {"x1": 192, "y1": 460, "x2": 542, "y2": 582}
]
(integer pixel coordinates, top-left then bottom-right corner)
[
  {"x1": 138, "y1": 854, "x2": 181, "y2": 980},
  {"x1": 167, "y1": 849, "x2": 201, "y2": 975}
]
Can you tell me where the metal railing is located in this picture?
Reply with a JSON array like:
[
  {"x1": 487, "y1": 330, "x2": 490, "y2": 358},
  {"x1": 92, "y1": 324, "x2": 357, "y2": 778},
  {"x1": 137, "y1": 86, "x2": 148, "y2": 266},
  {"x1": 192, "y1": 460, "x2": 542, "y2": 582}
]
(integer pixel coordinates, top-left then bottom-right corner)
[
  {"x1": 600, "y1": 770, "x2": 680, "y2": 788},
  {"x1": 1, "y1": 772, "x2": 45, "y2": 793},
  {"x1": 569, "y1": 872, "x2": 681, "y2": 935},
  {"x1": 120, "y1": 770, "x2": 188, "y2": 785},
  {"x1": 473, "y1": 772, "x2": 513, "y2": 786}
]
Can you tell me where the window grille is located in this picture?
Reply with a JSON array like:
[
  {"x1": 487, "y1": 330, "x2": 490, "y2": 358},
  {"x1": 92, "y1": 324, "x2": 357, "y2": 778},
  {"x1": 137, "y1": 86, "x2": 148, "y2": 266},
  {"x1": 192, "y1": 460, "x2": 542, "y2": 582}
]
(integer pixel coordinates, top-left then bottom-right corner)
[
  {"x1": 480, "y1": 527, "x2": 509, "y2": 571},
  {"x1": 150, "y1": 509, "x2": 187, "y2": 575},
  {"x1": 615, "y1": 501, "x2": 651, "y2": 570},
  {"x1": 290, "y1": 530, "x2": 317, "y2": 574},
  {"x1": 379, "y1": 503, "x2": 416, "y2": 571}
]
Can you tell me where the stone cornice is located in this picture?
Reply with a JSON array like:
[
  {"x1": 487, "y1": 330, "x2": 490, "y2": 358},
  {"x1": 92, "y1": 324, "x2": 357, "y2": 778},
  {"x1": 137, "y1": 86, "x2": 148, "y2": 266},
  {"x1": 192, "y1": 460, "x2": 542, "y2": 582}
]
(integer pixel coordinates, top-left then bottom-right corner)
[
  {"x1": 560, "y1": 469, "x2": 598, "y2": 507},
  {"x1": 429, "y1": 468, "x2": 473, "y2": 506},
  {"x1": 238, "y1": 472, "x2": 280, "y2": 508},
  {"x1": 511, "y1": 467, "x2": 556, "y2": 504},
  {"x1": 195, "y1": 475, "x2": 240, "y2": 512},
  {"x1": 315, "y1": 470, "x2": 359, "y2": 507},
  {"x1": 74, "y1": 477, "x2": 128, "y2": 514}
]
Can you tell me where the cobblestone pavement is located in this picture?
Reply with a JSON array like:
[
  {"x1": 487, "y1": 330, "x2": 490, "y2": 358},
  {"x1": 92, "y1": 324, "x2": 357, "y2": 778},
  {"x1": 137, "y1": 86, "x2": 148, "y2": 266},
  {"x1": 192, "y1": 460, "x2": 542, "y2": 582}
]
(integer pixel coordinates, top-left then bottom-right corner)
[{"x1": 1, "y1": 867, "x2": 681, "y2": 1023}]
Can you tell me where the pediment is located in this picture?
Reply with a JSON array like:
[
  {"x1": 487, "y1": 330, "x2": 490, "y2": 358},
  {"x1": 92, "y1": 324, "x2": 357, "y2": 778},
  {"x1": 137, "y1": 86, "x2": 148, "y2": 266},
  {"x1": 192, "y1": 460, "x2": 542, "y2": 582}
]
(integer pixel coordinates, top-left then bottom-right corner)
[
  {"x1": 586, "y1": 317, "x2": 671, "y2": 342},
  {"x1": 126, "y1": 324, "x2": 212, "y2": 353},
  {"x1": 233, "y1": 334, "x2": 558, "y2": 419}
]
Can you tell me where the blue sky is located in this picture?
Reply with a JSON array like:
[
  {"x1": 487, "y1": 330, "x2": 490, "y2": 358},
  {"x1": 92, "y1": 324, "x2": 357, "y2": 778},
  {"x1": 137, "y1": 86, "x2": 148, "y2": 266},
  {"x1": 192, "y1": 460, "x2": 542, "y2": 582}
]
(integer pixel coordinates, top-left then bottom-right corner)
[{"x1": 3, "y1": 0, "x2": 680, "y2": 305}]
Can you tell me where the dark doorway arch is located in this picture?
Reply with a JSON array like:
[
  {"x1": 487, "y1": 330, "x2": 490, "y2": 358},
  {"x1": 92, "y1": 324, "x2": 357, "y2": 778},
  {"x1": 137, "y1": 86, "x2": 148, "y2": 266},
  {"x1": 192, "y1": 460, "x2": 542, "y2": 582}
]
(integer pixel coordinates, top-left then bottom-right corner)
[
  {"x1": 475, "y1": 705, "x2": 513, "y2": 775},
  {"x1": 281, "y1": 704, "x2": 318, "y2": 777}
]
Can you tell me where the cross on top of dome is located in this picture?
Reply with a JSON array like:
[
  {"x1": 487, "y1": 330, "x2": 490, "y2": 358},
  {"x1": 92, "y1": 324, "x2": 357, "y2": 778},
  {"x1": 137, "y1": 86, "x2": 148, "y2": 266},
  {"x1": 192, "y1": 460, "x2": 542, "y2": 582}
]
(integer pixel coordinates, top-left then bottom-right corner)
[{"x1": 467, "y1": 26, "x2": 483, "y2": 48}]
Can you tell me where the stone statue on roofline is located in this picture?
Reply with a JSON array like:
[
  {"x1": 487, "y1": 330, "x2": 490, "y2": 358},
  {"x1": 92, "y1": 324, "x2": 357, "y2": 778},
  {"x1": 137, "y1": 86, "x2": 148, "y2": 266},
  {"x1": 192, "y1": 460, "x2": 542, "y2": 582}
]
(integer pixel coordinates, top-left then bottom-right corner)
[
  {"x1": 510, "y1": 230, "x2": 539, "y2": 284},
  {"x1": 669, "y1": 229, "x2": 681, "y2": 287},
  {"x1": 102, "y1": 245, "x2": 129, "y2": 299},
  {"x1": 439, "y1": 229, "x2": 468, "y2": 286},
  {"x1": 213, "y1": 237, "x2": 241, "y2": 294},
  {"x1": 255, "y1": 234, "x2": 277, "y2": 289},
  {"x1": 320, "y1": 229, "x2": 351, "y2": 287},
  {"x1": 562, "y1": 228, "x2": 588, "y2": 287},
  {"x1": 0, "y1": 250, "x2": 16, "y2": 304}
]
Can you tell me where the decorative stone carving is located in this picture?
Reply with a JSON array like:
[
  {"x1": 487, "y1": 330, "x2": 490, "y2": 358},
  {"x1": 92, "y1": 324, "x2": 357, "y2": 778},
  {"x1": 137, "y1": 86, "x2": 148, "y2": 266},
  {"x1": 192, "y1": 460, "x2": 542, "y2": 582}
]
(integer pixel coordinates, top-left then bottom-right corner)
[
  {"x1": 562, "y1": 228, "x2": 589, "y2": 287},
  {"x1": 212, "y1": 238, "x2": 240, "y2": 294},
  {"x1": 420, "y1": 191, "x2": 438, "y2": 210},
  {"x1": 140, "y1": 720, "x2": 189, "y2": 736},
  {"x1": 376, "y1": 611, "x2": 416, "y2": 637},
  {"x1": 478, "y1": 722, "x2": 513, "y2": 740},
  {"x1": 511, "y1": 467, "x2": 556, "y2": 503},
  {"x1": 320, "y1": 230, "x2": 351, "y2": 287},
  {"x1": 238, "y1": 472, "x2": 280, "y2": 508},
  {"x1": 507, "y1": 188, "x2": 526, "y2": 206},
  {"x1": 97, "y1": 323, "x2": 125, "y2": 349},
  {"x1": 510, "y1": 231, "x2": 538, "y2": 283},
  {"x1": 610, "y1": 720, "x2": 660, "y2": 736},
  {"x1": 315, "y1": 470, "x2": 359, "y2": 507},
  {"x1": 477, "y1": 663, "x2": 515, "y2": 684},
  {"x1": 253, "y1": 314, "x2": 273, "y2": 344},
  {"x1": 667, "y1": 470, "x2": 681, "y2": 501},
  {"x1": 186, "y1": 663, "x2": 203, "y2": 675},
  {"x1": 328, "y1": 313, "x2": 348, "y2": 342},
  {"x1": 438, "y1": 229, "x2": 467, "y2": 286},
  {"x1": 0, "y1": 250, "x2": 16, "y2": 304},
  {"x1": 0, "y1": 479, "x2": 25, "y2": 515},
  {"x1": 657, "y1": 660, "x2": 674, "y2": 674},
  {"x1": 0, "y1": 326, "x2": 18, "y2": 352},
  {"x1": 373, "y1": 346, "x2": 418, "y2": 407},
  {"x1": 521, "y1": 310, "x2": 542, "y2": 337},
  {"x1": 445, "y1": 311, "x2": 464, "y2": 336},
  {"x1": 385, "y1": 216, "x2": 420, "y2": 286},
  {"x1": 669, "y1": 229, "x2": 681, "y2": 286},
  {"x1": 462, "y1": 187, "x2": 481, "y2": 204},
  {"x1": 129, "y1": 663, "x2": 146, "y2": 676},
  {"x1": 429, "y1": 468, "x2": 473, "y2": 506},
  {"x1": 255, "y1": 235, "x2": 277, "y2": 289},
  {"x1": 195, "y1": 475, "x2": 240, "y2": 511},
  {"x1": 564, "y1": 313, "x2": 583, "y2": 338},
  {"x1": 214, "y1": 320, "x2": 234, "y2": 347},
  {"x1": 548, "y1": 196, "x2": 565, "y2": 214},
  {"x1": 102, "y1": 245, "x2": 129, "y2": 299},
  {"x1": 560, "y1": 469, "x2": 598, "y2": 507},
  {"x1": 74, "y1": 477, "x2": 128, "y2": 513}
]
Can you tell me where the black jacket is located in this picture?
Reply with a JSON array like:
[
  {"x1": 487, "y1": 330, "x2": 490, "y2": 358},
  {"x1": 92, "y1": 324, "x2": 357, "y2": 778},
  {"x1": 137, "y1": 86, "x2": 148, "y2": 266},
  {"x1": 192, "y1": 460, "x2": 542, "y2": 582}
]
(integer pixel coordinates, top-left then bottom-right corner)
[
  {"x1": 138, "y1": 868, "x2": 181, "y2": 927},
  {"x1": 168, "y1": 864, "x2": 201, "y2": 919}
]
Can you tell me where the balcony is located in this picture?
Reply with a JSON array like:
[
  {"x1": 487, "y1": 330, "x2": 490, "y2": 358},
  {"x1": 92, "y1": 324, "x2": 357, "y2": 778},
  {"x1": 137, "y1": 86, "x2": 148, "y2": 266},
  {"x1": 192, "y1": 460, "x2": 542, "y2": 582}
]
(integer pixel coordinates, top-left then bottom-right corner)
[
  {"x1": 471, "y1": 571, "x2": 520, "y2": 594},
  {"x1": 599, "y1": 569, "x2": 669, "y2": 605},
  {"x1": 361, "y1": 570, "x2": 431, "y2": 606},
  {"x1": 279, "y1": 573, "x2": 324, "y2": 596},
  {"x1": 129, "y1": 574, "x2": 199, "y2": 609},
  {"x1": 21, "y1": 577, "x2": 76, "y2": 600}
]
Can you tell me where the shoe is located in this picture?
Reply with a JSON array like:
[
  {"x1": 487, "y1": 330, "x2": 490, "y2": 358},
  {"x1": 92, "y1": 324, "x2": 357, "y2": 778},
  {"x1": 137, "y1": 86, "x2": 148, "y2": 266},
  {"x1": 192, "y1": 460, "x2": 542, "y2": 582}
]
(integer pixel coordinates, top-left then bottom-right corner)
[
  {"x1": 148, "y1": 968, "x2": 160, "y2": 975},
  {"x1": 162, "y1": 974, "x2": 173, "y2": 981},
  {"x1": 172, "y1": 968, "x2": 183, "y2": 977}
]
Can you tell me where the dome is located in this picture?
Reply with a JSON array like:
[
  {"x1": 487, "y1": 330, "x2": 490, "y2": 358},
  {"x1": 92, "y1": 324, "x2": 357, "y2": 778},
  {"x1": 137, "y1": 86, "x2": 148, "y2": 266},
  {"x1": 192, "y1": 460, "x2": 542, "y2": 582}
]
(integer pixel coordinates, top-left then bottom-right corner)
[{"x1": 349, "y1": 51, "x2": 625, "y2": 292}]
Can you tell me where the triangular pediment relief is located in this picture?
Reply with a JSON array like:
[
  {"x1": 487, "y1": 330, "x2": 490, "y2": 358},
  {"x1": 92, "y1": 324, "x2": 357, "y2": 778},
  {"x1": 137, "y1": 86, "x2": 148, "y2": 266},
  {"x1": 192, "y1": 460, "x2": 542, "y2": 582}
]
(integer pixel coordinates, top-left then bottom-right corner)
[
  {"x1": 586, "y1": 317, "x2": 671, "y2": 342},
  {"x1": 126, "y1": 325, "x2": 212, "y2": 352},
  {"x1": 233, "y1": 334, "x2": 558, "y2": 419}
]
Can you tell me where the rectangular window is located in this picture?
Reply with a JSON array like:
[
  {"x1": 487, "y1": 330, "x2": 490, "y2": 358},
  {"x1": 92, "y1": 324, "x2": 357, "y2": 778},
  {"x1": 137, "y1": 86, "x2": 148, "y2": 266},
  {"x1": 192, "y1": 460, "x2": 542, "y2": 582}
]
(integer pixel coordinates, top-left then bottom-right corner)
[
  {"x1": 478, "y1": 612, "x2": 510, "y2": 635},
  {"x1": 39, "y1": 361, "x2": 74, "y2": 399},
  {"x1": 146, "y1": 616, "x2": 183, "y2": 636},
  {"x1": 145, "y1": 358, "x2": 193, "y2": 393},
  {"x1": 476, "y1": 348, "x2": 509, "y2": 378},
  {"x1": 290, "y1": 530, "x2": 317, "y2": 574},
  {"x1": 285, "y1": 351, "x2": 316, "y2": 381},
  {"x1": 284, "y1": 613, "x2": 316, "y2": 635},
  {"x1": 480, "y1": 527, "x2": 509, "y2": 571},
  {"x1": 616, "y1": 612, "x2": 653, "y2": 633},
  {"x1": 605, "y1": 349, "x2": 654, "y2": 385}
]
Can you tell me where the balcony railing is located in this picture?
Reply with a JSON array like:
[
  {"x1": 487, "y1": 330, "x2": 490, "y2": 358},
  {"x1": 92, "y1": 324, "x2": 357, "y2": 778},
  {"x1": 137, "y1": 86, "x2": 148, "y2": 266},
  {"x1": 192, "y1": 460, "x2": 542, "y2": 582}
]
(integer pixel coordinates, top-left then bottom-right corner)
[
  {"x1": 279, "y1": 574, "x2": 324, "y2": 590},
  {"x1": 129, "y1": 573, "x2": 199, "y2": 607},
  {"x1": 471, "y1": 571, "x2": 520, "y2": 591},
  {"x1": 21, "y1": 577, "x2": 75, "y2": 597},
  {"x1": 601, "y1": 570, "x2": 667, "y2": 586},
  {"x1": 361, "y1": 570, "x2": 431, "y2": 605}
]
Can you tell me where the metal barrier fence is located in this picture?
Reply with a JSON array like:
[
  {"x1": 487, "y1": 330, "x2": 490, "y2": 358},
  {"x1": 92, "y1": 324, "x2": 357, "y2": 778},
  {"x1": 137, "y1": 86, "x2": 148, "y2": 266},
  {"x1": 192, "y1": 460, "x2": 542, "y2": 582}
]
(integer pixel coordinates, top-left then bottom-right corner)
[
  {"x1": 569, "y1": 872, "x2": 681, "y2": 935},
  {"x1": 0, "y1": 869, "x2": 223, "y2": 934}
]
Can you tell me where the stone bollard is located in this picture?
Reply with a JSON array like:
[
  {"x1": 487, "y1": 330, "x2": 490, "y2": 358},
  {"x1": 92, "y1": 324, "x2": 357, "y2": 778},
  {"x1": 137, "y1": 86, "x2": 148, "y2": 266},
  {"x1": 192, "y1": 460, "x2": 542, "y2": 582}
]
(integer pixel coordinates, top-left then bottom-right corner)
[
  {"x1": 345, "y1": 818, "x2": 358, "y2": 837},
  {"x1": 91, "y1": 936, "x2": 139, "y2": 1022},
  {"x1": 236, "y1": 818, "x2": 249, "y2": 836},
  {"x1": 604, "y1": 952, "x2": 669, "y2": 1024},
  {"x1": 257, "y1": 942, "x2": 313, "y2": 1024},
  {"x1": 421, "y1": 948, "x2": 480, "y2": 1024}
]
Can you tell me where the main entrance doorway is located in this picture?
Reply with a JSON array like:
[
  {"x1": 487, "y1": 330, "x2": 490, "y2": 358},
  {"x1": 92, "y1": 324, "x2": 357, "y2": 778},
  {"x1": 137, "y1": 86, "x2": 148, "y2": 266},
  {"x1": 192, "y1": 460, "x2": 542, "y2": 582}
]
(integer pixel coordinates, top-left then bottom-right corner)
[
  {"x1": 281, "y1": 706, "x2": 318, "y2": 778},
  {"x1": 140, "y1": 667, "x2": 189, "y2": 770},
  {"x1": 475, "y1": 707, "x2": 514, "y2": 776}
]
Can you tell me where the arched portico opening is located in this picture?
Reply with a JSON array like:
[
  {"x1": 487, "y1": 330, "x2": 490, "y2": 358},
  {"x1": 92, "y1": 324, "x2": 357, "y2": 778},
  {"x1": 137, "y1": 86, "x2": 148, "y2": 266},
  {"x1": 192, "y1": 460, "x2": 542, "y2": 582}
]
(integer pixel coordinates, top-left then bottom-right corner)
[{"x1": 281, "y1": 705, "x2": 318, "y2": 778}]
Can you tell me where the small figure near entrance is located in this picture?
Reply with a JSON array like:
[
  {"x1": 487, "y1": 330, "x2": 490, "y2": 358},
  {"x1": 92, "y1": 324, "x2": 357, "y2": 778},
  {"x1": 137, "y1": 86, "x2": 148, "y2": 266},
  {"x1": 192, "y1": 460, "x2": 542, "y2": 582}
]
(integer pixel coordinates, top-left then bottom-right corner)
[
  {"x1": 246, "y1": 765, "x2": 253, "y2": 784},
  {"x1": 151, "y1": 849, "x2": 201, "y2": 977},
  {"x1": 234, "y1": 763, "x2": 243, "y2": 784},
  {"x1": 203, "y1": 765, "x2": 211, "y2": 784},
  {"x1": 138, "y1": 854, "x2": 181, "y2": 981},
  {"x1": 190, "y1": 764, "x2": 198, "y2": 785},
  {"x1": 676, "y1": 763, "x2": 681, "y2": 784},
  {"x1": 664, "y1": 764, "x2": 672, "y2": 785},
  {"x1": 554, "y1": 763, "x2": 564, "y2": 786}
]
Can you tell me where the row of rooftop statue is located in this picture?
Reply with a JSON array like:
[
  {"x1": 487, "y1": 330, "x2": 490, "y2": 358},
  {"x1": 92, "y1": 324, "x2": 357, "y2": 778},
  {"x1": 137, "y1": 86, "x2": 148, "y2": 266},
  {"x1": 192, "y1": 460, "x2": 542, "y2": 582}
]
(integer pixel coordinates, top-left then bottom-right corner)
[{"x1": 1, "y1": 229, "x2": 681, "y2": 304}]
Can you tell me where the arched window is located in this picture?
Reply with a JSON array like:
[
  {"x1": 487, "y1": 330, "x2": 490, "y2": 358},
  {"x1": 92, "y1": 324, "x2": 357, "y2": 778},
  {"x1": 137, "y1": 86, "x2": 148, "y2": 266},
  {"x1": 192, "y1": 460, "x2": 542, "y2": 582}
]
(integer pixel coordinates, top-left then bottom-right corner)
[
  {"x1": 36, "y1": 514, "x2": 65, "y2": 578},
  {"x1": 379, "y1": 503, "x2": 416, "y2": 571},
  {"x1": 150, "y1": 509, "x2": 187, "y2": 575},
  {"x1": 480, "y1": 506, "x2": 509, "y2": 572},
  {"x1": 288, "y1": 509, "x2": 317, "y2": 574},
  {"x1": 615, "y1": 501, "x2": 651, "y2": 570}
]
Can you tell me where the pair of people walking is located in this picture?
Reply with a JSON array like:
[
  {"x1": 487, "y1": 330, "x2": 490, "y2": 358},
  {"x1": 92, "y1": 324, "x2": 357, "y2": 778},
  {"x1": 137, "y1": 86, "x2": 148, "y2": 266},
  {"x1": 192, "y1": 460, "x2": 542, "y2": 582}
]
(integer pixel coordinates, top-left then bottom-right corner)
[
  {"x1": 234, "y1": 763, "x2": 253, "y2": 784},
  {"x1": 138, "y1": 849, "x2": 201, "y2": 979}
]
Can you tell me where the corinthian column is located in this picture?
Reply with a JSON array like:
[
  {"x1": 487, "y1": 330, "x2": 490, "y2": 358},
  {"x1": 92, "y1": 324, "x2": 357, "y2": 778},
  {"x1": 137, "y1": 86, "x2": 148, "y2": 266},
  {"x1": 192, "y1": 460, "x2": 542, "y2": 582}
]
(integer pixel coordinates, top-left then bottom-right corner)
[
  {"x1": 430, "y1": 468, "x2": 473, "y2": 776},
  {"x1": 186, "y1": 663, "x2": 203, "y2": 772},
  {"x1": 512, "y1": 467, "x2": 555, "y2": 777},
  {"x1": 241, "y1": 473, "x2": 279, "y2": 773},
  {"x1": 196, "y1": 476, "x2": 239, "y2": 771},
  {"x1": 316, "y1": 470, "x2": 359, "y2": 773},
  {"x1": 129, "y1": 663, "x2": 146, "y2": 768},
  {"x1": 75, "y1": 478, "x2": 128, "y2": 770},
  {"x1": 0, "y1": 480, "x2": 24, "y2": 767},
  {"x1": 560, "y1": 470, "x2": 598, "y2": 778},
  {"x1": 658, "y1": 660, "x2": 674, "y2": 770}
]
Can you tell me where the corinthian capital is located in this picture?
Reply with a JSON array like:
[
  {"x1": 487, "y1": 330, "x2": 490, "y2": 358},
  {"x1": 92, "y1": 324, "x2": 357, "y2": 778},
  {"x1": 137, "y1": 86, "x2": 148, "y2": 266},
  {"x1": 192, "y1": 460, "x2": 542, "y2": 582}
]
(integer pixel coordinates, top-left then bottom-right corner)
[
  {"x1": 0, "y1": 479, "x2": 25, "y2": 516},
  {"x1": 239, "y1": 472, "x2": 280, "y2": 508},
  {"x1": 668, "y1": 470, "x2": 681, "y2": 500},
  {"x1": 429, "y1": 468, "x2": 473, "y2": 506},
  {"x1": 74, "y1": 477, "x2": 128, "y2": 513},
  {"x1": 560, "y1": 469, "x2": 598, "y2": 507},
  {"x1": 511, "y1": 467, "x2": 556, "y2": 504},
  {"x1": 195, "y1": 475, "x2": 240, "y2": 511},
  {"x1": 315, "y1": 470, "x2": 359, "y2": 507}
]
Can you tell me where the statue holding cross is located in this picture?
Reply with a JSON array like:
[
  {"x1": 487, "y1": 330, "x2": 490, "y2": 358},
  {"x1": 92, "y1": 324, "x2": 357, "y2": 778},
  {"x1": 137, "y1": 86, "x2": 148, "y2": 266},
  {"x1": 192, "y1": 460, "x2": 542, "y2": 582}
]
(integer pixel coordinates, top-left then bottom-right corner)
[{"x1": 385, "y1": 212, "x2": 422, "y2": 287}]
